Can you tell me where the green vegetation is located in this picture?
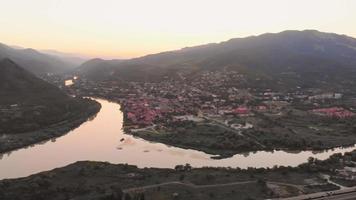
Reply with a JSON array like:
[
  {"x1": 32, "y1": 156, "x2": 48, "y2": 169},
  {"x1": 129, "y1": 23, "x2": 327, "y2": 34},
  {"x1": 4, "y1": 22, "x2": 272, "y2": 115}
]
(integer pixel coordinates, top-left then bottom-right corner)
[
  {"x1": 130, "y1": 121, "x2": 259, "y2": 157},
  {"x1": 4, "y1": 149, "x2": 356, "y2": 200},
  {"x1": 246, "y1": 110, "x2": 356, "y2": 151},
  {"x1": 129, "y1": 108, "x2": 356, "y2": 157},
  {"x1": 0, "y1": 100, "x2": 100, "y2": 153},
  {"x1": 78, "y1": 30, "x2": 356, "y2": 92},
  {"x1": 0, "y1": 58, "x2": 101, "y2": 153}
]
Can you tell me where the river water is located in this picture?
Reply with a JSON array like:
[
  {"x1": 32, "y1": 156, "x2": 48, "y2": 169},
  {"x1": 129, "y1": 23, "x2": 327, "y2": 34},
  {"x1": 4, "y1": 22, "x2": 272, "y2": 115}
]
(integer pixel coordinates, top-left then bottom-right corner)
[{"x1": 1, "y1": 98, "x2": 355, "y2": 179}]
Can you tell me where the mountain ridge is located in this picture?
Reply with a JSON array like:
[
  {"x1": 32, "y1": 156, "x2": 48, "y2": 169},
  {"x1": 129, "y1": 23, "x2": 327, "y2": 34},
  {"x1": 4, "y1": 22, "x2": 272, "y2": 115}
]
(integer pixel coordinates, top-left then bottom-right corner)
[
  {"x1": 0, "y1": 58, "x2": 99, "y2": 134},
  {"x1": 0, "y1": 58, "x2": 65, "y2": 103},
  {"x1": 0, "y1": 43, "x2": 81, "y2": 75},
  {"x1": 76, "y1": 30, "x2": 356, "y2": 89}
]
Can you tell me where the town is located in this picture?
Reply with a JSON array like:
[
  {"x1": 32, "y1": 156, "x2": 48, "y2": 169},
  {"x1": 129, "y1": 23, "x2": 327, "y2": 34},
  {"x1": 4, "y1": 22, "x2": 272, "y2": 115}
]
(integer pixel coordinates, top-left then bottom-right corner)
[{"x1": 47, "y1": 69, "x2": 356, "y2": 157}]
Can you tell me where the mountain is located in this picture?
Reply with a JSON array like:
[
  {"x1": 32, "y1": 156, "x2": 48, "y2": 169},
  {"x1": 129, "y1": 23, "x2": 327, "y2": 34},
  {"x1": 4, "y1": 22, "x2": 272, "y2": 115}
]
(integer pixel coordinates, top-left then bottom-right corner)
[
  {"x1": 78, "y1": 30, "x2": 356, "y2": 89},
  {"x1": 40, "y1": 49, "x2": 89, "y2": 66},
  {"x1": 0, "y1": 58, "x2": 67, "y2": 103},
  {"x1": 0, "y1": 43, "x2": 80, "y2": 75},
  {"x1": 76, "y1": 58, "x2": 124, "y2": 80},
  {"x1": 0, "y1": 58, "x2": 99, "y2": 134}
]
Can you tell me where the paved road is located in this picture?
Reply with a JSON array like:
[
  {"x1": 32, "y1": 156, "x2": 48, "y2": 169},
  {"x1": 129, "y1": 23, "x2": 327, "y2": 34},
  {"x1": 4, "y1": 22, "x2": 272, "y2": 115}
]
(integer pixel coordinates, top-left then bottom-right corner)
[
  {"x1": 322, "y1": 192, "x2": 356, "y2": 200},
  {"x1": 72, "y1": 181, "x2": 356, "y2": 200},
  {"x1": 203, "y1": 115, "x2": 266, "y2": 148},
  {"x1": 123, "y1": 180, "x2": 256, "y2": 192},
  {"x1": 268, "y1": 181, "x2": 304, "y2": 191},
  {"x1": 123, "y1": 179, "x2": 306, "y2": 193},
  {"x1": 320, "y1": 174, "x2": 347, "y2": 190},
  {"x1": 124, "y1": 179, "x2": 356, "y2": 200},
  {"x1": 277, "y1": 187, "x2": 356, "y2": 200}
]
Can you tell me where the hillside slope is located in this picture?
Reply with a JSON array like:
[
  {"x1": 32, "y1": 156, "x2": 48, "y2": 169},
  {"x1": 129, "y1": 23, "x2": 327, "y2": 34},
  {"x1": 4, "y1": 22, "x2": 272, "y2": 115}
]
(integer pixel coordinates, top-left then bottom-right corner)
[
  {"x1": 0, "y1": 58, "x2": 100, "y2": 134},
  {"x1": 0, "y1": 43, "x2": 79, "y2": 75},
  {"x1": 78, "y1": 30, "x2": 356, "y2": 89}
]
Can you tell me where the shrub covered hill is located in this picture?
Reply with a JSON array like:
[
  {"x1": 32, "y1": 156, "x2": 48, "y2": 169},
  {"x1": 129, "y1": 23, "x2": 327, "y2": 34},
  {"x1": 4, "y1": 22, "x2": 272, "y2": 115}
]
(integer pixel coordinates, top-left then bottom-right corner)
[
  {"x1": 0, "y1": 58, "x2": 100, "y2": 134},
  {"x1": 78, "y1": 30, "x2": 356, "y2": 90}
]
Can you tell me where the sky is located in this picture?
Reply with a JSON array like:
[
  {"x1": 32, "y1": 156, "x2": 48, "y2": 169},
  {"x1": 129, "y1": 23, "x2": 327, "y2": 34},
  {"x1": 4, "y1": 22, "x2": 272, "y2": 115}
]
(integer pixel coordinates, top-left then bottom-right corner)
[{"x1": 0, "y1": 0, "x2": 355, "y2": 59}]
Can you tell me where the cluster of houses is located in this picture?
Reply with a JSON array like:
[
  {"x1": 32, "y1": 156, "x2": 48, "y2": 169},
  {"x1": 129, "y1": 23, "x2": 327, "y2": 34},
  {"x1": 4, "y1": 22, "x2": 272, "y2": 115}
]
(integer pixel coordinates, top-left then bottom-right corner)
[
  {"x1": 65, "y1": 72, "x2": 355, "y2": 130},
  {"x1": 115, "y1": 72, "x2": 252, "y2": 126},
  {"x1": 123, "y1": 99, "x2": 164, "y2": 126},
  {"x1": 122, "y1": 97, "x2": 191, "y2": 127},
  {"x1": 216, "y1": 105, "x2": 268, "y2": 116},
  {"x1": 335, "y1": 166, "x2": 356, "y2": 181},
  {"x1": 122, "y1": 95, "x2": 270, "y2": 127},
  {"x1": 255, "y1": 89, "x2": 345, "y2": 103},
  {"x1": 311, "y1": 107, "x2": 355, "y2": 118},
  {"x1": 122, "y1": 99, "x2": 252, "y2": 127},
  {"x1": 309, "y1": 93, "x2": 343, "y2": 100}
]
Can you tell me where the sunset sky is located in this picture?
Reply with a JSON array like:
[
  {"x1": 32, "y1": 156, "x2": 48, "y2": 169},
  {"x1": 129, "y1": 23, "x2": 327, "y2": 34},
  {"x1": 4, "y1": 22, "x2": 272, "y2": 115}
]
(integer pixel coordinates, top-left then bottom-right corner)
[{"x1": 1, "y1": 0, "x2": 355, "y2": 59}]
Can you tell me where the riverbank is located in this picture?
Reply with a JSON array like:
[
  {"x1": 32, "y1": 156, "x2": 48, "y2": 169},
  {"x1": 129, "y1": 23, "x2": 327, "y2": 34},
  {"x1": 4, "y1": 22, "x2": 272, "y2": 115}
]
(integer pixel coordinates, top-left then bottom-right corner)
[
  {"x1": 127, "y1": 127, "x2": 245, "y2": 158},
  {"x1": 3, "y1": 98, "x2": 356, "y2": 180},
  {"x1": 75, "y1": 94, "x2": 356, "y2": 159},
  {"x1": 1, "y1": 98, "x2": 356, "y2": 199},
  {"x1": 126, "y1": 122, "x2": 356, "y2": 159},
  {"x1": 0, "y1": 99, "x2": 101, "y2": 154},
  {"x1": 3, "y1": 149, "x2": 354, "y2": 200}
]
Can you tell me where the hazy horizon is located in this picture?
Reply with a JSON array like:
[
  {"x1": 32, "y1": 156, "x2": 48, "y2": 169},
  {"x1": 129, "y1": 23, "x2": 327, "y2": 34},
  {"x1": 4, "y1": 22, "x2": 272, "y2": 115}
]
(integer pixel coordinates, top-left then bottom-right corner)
[{"x1": 1, "y1": 0, "x2": 356, "y2": 59}]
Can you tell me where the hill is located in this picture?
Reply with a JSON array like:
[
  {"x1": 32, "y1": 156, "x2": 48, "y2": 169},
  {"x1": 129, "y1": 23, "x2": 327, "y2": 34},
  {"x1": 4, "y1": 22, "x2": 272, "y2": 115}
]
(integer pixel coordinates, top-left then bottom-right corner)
[
  {"x1": 40, "y1": 49, "x2": 89, "y2": 66},
  {"x1": 0, "y1": 58, "x2": 70, "y2": 104},
  {"x1": 75, "y1": 58, "x2": 124, "y2": 80},
  {"x1": 0, "y1": 58, "x2": 100, "y2": 143},
  {"x1": 77, "y1": 30, "x2": 356, "y2": 89},
  {"x1": 0, "y1": 43, "x2": 80, "y2": 75}
]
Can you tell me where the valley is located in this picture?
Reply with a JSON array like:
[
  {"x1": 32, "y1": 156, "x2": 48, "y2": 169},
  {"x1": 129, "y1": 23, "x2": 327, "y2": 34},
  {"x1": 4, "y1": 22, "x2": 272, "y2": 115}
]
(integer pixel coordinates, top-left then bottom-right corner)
[
  {"x1": 66, "y1": 68, "x2": 356, "y2": 157},
  {"x1": 63, "y1": 30, "x2": 356, "y2": 158},
  {"x1": 2, "y1": 29, "x2": 356, "y2": 200}
]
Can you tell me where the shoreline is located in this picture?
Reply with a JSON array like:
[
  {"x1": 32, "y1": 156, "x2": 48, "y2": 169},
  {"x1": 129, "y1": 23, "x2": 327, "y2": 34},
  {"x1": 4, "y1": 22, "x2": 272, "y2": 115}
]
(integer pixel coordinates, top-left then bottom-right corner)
[
  {"x1": 0, "y1": 99, "x2": 101, "y2": 154},
  {"x1": 127, "y1": 128, "x2": 356, "y2": 159},
  {"x1": 1, "y1": 151, "x2": 354, "y2": 200},
  {"x1": 93, "y1": 95, "x2": 356, "y2": 158}
]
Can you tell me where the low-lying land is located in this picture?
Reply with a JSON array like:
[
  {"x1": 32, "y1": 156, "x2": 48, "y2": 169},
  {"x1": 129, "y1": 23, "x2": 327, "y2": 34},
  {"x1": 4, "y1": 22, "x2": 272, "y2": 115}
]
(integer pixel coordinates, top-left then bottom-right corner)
[
  {"x1": 127, "y1": 122, "x2": 260, "y2": 158},
  {"x1": 4, "y1": 150, "x2": 356, "y2": 200},
  {"x1": 128, "y1": 109, "x2": 356, "y2": 157},
  {"x1": 62, "y1": 71, "x2": 356, "y2": 158}
]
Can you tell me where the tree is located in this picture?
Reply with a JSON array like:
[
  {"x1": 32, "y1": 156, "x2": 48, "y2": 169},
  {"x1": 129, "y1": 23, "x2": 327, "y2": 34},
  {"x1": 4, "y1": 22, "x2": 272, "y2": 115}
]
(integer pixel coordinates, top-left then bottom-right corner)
[
  {"x1": 308, "y1": 157, "x2": 315, "y2": 164},
  {"x1": 257, "y1": 179, "x2": 267, "y2": 187},
  {"x1": 139, "y1": 193, "x2": 145, "y2": 200},
  {"x1": 179, "y1": 174, "x2": 185, "y2": 181},
  {"x1": 184, "y1": 163, "x2": 192, "y2": 171},
  {"x1": 124, "y1": 193, "x2": 131, "y2": 200},
  {"x1": 174, "y1": 165, "x2": 184, "y2": 172}
]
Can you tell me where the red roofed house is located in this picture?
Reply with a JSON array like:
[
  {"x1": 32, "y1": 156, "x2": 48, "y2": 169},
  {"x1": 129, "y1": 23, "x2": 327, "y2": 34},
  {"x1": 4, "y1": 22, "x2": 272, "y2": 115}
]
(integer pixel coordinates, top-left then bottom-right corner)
[{"x1": 234, "y1": 106, "x2": 249, "y2": 115}]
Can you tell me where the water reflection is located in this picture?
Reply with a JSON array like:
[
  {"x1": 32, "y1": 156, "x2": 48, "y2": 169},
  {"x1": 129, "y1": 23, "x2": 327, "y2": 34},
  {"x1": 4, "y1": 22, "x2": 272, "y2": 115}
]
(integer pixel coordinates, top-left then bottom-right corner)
[{"x1": 1, "y1": 98, "x2": 356, "y2": 180}]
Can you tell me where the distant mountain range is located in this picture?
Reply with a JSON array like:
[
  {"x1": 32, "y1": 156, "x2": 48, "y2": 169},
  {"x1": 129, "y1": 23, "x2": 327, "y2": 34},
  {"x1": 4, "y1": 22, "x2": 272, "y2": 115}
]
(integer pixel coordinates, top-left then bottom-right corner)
[
  {"x1": 0, "y1": 43, "x2": 87, "y2": 75},
  {"x1": 39, "y1": 49, "x2": 89, "y2": 66},
  {"x1": 77, "y1": 30, "x2": 356, "y2": 89}
]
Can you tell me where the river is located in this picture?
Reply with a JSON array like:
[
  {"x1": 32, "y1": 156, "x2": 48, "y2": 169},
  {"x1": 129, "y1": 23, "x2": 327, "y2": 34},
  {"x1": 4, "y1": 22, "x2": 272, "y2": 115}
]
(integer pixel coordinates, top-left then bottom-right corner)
[{"x1": 1, "y1": 98, "x2": 356, "y2": 179}]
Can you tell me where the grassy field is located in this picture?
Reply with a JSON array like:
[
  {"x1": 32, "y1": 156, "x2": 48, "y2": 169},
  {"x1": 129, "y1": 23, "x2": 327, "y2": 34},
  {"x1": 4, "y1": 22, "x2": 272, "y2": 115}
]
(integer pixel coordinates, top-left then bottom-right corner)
[{"x1": 129, "y1": 107, "x2": 356, "y2": 158}]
